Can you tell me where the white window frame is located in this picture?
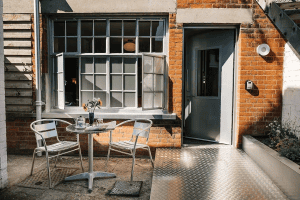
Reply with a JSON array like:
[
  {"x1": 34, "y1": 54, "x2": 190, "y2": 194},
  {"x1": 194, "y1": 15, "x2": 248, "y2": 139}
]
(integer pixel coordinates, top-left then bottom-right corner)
[{"x1": 49, "y1": 16, "x2": 168, "y2": 111}]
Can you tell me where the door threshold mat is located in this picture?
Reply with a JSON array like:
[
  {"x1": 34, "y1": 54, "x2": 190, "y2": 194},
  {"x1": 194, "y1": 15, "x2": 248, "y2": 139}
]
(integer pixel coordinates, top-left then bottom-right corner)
[
  {"x1": 106, "y1": 181, "x2": 143, "y2": 197},
  {"x1": 17, "y1": 167, "x2": 78, "y2": 189}
]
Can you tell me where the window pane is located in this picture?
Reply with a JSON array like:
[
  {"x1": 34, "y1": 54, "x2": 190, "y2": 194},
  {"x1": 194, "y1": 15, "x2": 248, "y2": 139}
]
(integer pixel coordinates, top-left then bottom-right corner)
[
  {"x1": 154, "y1": 92, "x2": 163, "y2": 108},
  {"x1": 143, "y1": 93, "x2": 153, "y2": 109},
  {"x1": 54, "y1": 21, "x2": 65, "y2": 36},
  {"x1": 94, "y1": 21, "x2": 106, "y2": 36},
  {"x1": 111, "y1": 92, "x2": 122, "y2": 107},
  {"x1": 95, "y1": 38, "x2": 106, "y2": 53},
  {"x1": 81, "y1": 20, "x2": 93, "y2": 36},
  {"x1": 124, "y1": 75, "x2": 135, "y2": 90},
  {"x1": 81, "y1": 58, "x2": 93, "y2": 73},
  {"x1": 124, "y1": 20, "x2": 136, "y2": 36},
  {"x1": 110, "y1": 38, "x2": 122, "y2": 53},
  {"x1": 95, "y1": 92, "x2": 106, "y2": 106},
  {"x1": 124, "y1": 58, "x2": 135, "y2": 73},
  {"x1": 154, "y1": 75, "x2": 163, "y2": 91},
  {"x1": 154, "y1": 57, "x2": 163, "y2": 73},
  {"x1": 152, "y1": 38, "x2": 163, "y2": 52},
  {"x1": 95, "y1": 75, "x2": 106, "y2": 90},
  {"x1": 54, "y1": 38, "x2": 65, "y2": 52},
  {"x1": 81, "y1": 38, "x2": 93, "y2": 53},
  {"x1": 123, "y1": 38, "x2": 135, "y2": 53},
  {"x1": 139, "y1": 38, "x2": 150, "y2": 52},
  {"x1": 81, "y1": 91, "x2": 93, "y2": 105},
  {"x1": 111, "y1": 75, "x2": 122, "y2": 90},
  {"x1": 95, "y1": 58, "x2": 106, "y2": 73},
  {"x1": 66, "y1": 21, "x2": 77, "y2": 36},
  {"x1": 110, "y1": 20, "x2": 122, "y2": 36},
  {"x1": 152, "y1": 21, "x2": 164, "y2": 37},
  {"x1": 110, "y1": 57, "x2": 122, "y2": 73},
  {"x1": 139, "y1": 21, "x2": 150, "y2": 36},
  {"x1": 144, "y1": 56, "x2": 153, "y2": 73},
  {"x1": 143, "y1": 74, "x2": 153, "y2": 91},
  {"x1": 124, "y1": 93, "x2": 135, "y2": 107},
  {"x1": 81, "y1": 75, "x2": 93, "y2": 90},
  {"x1": 67, "y1": 38, "x2": 77, "y2": 52}
]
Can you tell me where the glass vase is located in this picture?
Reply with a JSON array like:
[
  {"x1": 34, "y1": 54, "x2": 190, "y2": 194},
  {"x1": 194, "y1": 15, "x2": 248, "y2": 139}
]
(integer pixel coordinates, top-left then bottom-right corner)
[{"x1": 89, "y1": 112, "x2": 94, "y2": 125}]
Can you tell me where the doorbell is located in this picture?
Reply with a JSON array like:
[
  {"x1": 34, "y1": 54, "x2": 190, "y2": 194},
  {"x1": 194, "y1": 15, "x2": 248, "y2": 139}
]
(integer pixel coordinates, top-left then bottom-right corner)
[{"x1": 245, "y1": 80, "x2": 253, "y2": 90}]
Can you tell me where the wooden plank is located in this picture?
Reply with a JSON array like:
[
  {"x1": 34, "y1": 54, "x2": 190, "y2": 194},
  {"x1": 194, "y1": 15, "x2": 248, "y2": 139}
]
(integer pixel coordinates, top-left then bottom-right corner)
[
  {"x1": 5, "y1": 73, "x2": 32, "y2": 81},
  {"x1": 3, "y1": 32, "x2": 32, "y2": 39},
  {"x1": 288, "y1": 13, "x2": 300, "y2": 21},
  {"x1": 5, "y1": 89, "x2": 32, "y2": 97},
  {"x1": 3, "y1": 14, "x2": 31, "y2": 22},
  {"x1": 3, "y1": 24, "x2": 31, "y2": 30},
  {"x1": 6, "y1": 97, "x2": 33, "y2": 105},
  {"x1": 278, "y1": 2, "x2": 300, "y2": 10},
  {"x1": 4, "y1": 57, "x2": 32, "y2": 64},
  {"x1": 5, "y1": 81, "x2": 32, "y2": 89},
  {"x1": 5, "y1": 65, "x2": 32, "y2": 72},
  {"x1": 6, "y1": 105, "x2": 33, "y2": 112},
  {"x1": 4, "y1": 49, "x2": 31, "y2": 56},
  {"x1": 4, "y1": 41, "x2": 31, "y2": 47}
]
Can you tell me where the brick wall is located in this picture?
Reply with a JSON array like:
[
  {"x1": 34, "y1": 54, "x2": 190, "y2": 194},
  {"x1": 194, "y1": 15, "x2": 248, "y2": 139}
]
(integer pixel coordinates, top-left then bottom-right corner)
[
  {"x1": 0, "y1": 0, "x2": 8, "y2": 189},
  {"x1": 282, "y1": 43, "x2": 300, "y2": 137}
]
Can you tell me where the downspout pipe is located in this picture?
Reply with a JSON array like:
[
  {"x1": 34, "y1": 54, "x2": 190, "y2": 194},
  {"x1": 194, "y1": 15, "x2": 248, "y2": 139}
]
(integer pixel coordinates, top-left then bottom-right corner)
[{"x1": 34, "y1": 0, "x2": 42, "y2": 120}]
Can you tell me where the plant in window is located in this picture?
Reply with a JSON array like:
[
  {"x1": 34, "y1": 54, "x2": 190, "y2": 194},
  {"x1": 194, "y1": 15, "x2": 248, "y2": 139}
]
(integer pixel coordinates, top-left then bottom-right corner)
[{"x1": 82, "y1": 98, "x2": 103, "y2": 125}]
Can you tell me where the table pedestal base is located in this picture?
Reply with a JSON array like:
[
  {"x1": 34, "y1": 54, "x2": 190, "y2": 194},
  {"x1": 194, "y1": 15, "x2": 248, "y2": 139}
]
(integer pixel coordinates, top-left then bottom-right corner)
[{"x1": 65, "y1": 171, "x2": 116, "y2": 192}]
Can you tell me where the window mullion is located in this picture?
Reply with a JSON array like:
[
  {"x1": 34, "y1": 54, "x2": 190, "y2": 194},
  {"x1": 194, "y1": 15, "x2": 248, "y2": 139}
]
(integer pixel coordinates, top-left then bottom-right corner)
[
  {"x1": 135, "y1": 58, "x2": 138, "y2": 108},
  {"x1": 107, "y1": 56, "x2": 110, "y2": 108}
]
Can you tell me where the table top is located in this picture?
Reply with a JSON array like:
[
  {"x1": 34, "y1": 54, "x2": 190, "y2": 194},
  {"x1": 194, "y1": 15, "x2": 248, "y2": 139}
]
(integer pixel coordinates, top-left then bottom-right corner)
[{"x1": 66, "y1": 121, "x2": 116, "y2": 134}]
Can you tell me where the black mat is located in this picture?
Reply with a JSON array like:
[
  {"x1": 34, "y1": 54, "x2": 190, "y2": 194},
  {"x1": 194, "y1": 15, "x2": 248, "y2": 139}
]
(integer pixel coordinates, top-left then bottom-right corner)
[{"x1": 106, "y1": 181, "x2": 143, "y2": 197}]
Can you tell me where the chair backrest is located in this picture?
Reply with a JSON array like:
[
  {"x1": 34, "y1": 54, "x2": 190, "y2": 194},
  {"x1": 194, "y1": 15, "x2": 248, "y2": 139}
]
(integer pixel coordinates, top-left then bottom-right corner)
[
  {"x1": 132, "y1": 120, "x2": 152, "y2": 139},
  {"x1": 31, "y1": 120, "x2": 58, "y2": 141}
]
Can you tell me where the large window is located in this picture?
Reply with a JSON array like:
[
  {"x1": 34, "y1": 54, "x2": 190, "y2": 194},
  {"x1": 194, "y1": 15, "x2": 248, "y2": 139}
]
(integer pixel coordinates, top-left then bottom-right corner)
[{"x1": 51, "y1": 18, "x2": 167, "y2": 110}]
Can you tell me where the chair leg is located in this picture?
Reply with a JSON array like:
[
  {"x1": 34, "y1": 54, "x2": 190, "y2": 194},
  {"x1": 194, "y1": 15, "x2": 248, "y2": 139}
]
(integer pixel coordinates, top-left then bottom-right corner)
[
  {"x1": 78, "y1": 146, "x2": 84, "y2": 172},
  {"x1": 45, "y1": 151, "x2": 52, "y2": 188},
  {"x1": 30, "y1": 149, "x2": 37, "y2": 175},
  {"x1": 105, "y1": 146, "x2": 111, "y2": 172},
  {"x1": 147, "y1": 147, "x2": 154, "y2": 168},
  {"x1": 130, "y1": 149, "x2": 136, "y2": 182},
  {"x1": 54, "y1": 151, "x2": 61, "y2": 168}
]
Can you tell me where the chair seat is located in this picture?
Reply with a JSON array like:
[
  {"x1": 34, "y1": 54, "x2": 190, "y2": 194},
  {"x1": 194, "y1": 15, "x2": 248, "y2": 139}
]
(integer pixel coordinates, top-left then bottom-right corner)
[
  {"x1": 111, "y1": 141, "x2": 149, "y2": 150},
  {"x1": 36, "y1": 141, "x2": 78, "y2": 152}
]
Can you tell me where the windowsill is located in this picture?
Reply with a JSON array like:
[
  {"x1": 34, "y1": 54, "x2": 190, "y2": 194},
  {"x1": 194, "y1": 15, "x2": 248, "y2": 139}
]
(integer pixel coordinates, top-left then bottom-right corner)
[{"x1": 42, "y1": 107, "x2": 177, "y2": 120}]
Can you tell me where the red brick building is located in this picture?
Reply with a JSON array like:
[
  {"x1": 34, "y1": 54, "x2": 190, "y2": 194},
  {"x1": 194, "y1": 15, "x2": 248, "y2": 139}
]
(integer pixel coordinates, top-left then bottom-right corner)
[{"x1": 3, "y1": 0, "x2": 299, "y2": 156}]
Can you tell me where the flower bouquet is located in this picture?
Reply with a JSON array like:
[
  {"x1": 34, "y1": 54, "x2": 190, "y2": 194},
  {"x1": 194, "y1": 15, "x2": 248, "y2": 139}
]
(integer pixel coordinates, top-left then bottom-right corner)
[{"x1": 82, "y1": 98, "x2": 103, "y2": 125}]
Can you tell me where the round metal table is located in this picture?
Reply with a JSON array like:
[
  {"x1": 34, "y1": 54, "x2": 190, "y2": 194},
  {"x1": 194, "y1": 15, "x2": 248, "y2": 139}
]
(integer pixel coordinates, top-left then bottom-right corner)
[{"x1": 64, "y1": 122, "x2": 116, "y2": 192}]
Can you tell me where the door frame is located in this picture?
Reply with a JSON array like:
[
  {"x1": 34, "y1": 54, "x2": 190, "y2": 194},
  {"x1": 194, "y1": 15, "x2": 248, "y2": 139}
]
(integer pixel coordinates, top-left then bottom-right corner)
[{"x1": 181, "y1": 26, "x2": 240, "y2": 147}]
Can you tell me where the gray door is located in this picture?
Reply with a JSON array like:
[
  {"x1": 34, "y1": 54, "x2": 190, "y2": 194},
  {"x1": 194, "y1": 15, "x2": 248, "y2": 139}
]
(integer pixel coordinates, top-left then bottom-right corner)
[{"x1": 184, "y1": 29, "x2": 235, "y2": 144}]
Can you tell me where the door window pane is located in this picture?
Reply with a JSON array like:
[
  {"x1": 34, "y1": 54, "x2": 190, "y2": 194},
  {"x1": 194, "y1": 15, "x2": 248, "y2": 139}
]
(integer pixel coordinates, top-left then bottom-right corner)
[
  {"x1": 143, "y1": 74, "x2": 153, "y2": 91},
  {"x1": 139, "y1": 38, "x2": 150, "y2": 52},
  {"x1": 95, "y1": 38, "x2": 106, "y2": 53},
  {"x1": 95, "y1": 92, "x2": 106, "y2": 106},
  {"x1": 81, "y1": 75, "x2": 93, "y2": 90},
  {"x1": 111, "y1": 92, "x2": 122, "y2": 107},
  {"x1": 124, "y1": 21, "x2": 136, "y2": 36},
  {"x1": 110, "y1": 20, "x2": 122, "y2": 36},
  {"x1": 154, "y1": 75, "x2": 163, "y2": 91},
  {"x1": 124, "y1": 58, "x2": 136, "y2": 73},
  {"x1": 143, "y1": 93, "x2": 153, "y2": 109},
  {"x1": 95, "y1": 58, "x2": 106, "y2": 73},
  {"x1": 197, "y1": 49, "x2": 219, "y2": 97},
  {"x1": 81, "y1": 20, "x2": 93, "y2": 36},
  {"x1": 81, "y1": 38, "x2": 93, "y2": 53},
  {"x1": 124, "y1": 75, "x2": 135, "y2": 90},
  {"x1": 110, "y1": 38, "x2": 122, "y2": 53},
  {"x1": 111, "y1": 75, "x2": 122, "y2": 90},
  {"x1": 124, "y1": 93, "x2": 135, "y2": 107},
  {"x1": 67, "y1": 38, "x2": 77, "y2": 52},
  {"x1": 66, "y1": 21, "x2": 77, "y2": 36},
  {"x1": 152, "y1": 21, "x2": 164, "y2": 37},
  {"x1": 95, "y1": 75, "x2": 106, "y2": 90},
  {"x1": 110, "y1": 58, "x2": 122, "y2": 73},
  {"x1": 94, "y1": 21, "x2": 106, "y2": 36},
  {"x1": 139, "y1": 21, "x2": 150, "y2": 36},
  {"x1": 81, "y1": 91, "x2": 93, "y2": 104},
  {"x1": 81, "y1": 58, "x2": 93, "y2": 73},
  {"x1": 54, "y1": 21, "x2": 65, "y2": 36},
  {"x1": 154, "y1": 92, "x2": 163, "y2": 107},
  {"x1": 54, "y1": 38, "x2": 65, "y2": 52}
]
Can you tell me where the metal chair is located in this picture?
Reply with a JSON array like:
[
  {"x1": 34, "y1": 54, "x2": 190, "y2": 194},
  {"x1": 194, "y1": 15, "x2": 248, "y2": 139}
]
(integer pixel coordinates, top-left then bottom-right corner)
[
  {"x1": 30, "y1": 119, "x2": 84, "y2": 188},
  {"x1": 105, "y1": 119, "x2": 154, "y2": 181}
]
